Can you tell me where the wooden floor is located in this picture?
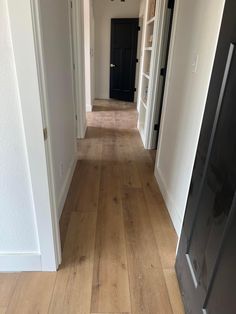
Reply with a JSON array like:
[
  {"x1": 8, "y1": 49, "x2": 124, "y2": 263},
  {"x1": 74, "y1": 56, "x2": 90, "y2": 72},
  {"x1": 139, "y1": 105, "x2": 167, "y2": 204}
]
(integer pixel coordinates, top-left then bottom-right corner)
[{"x1": 0, "y1": 99, "x2": 184, "y2": 314}]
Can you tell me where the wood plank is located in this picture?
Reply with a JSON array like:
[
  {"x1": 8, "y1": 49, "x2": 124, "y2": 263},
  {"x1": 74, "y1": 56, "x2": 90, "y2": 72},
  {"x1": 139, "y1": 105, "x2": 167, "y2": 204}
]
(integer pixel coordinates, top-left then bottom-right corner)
[
  {"x1": 0, "y1": 100, "x2": 184, "y2": 314},
  {"x1": 60, "y1": 141, "x2": 102, "y2": 249},
  {"x1": 163, "y1": 269, "x2": 185, "y2": 314},
  {"x1": 131, "y1": 136, "x2": 178, "y2": 269},
  {"x1": 116, "y1": 139, "x2": 142, "y2": 189},
  {"x1": 0, "y1": 274, "x2": 19, "y2": 314},
  {"x1": 49, "y1": 211, "x2": 97, "y2": 313},
  {"x1": 6, "y1": 273, "x2": 56, "y2": 314},
  {"x1": 60, "y1": 162, "x2": 80, "y2": 249},
  {"x1": 60, "y1": 138, "x2": 101, "y2": 246},
  {"x1": 91, "y1": 144, "x2": 131, "y2": 313},
  {"x1": 122, "y1": 187, "x2": 173, "y2": 314},
  {"x1": 75, "y1": 142, "x2": 102, "y2": 212}
]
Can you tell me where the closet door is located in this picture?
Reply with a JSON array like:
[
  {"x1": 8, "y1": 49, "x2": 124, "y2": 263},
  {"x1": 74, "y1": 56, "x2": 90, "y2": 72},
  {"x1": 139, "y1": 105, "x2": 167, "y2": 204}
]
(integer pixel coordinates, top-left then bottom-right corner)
[{"x1": 176, "y1": 1, "x2": 236, "y2": 313}]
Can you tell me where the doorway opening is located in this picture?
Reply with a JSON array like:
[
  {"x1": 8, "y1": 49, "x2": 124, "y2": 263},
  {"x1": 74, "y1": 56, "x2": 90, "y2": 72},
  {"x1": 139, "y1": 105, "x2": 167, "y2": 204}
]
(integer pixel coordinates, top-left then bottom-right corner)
[
  {"x1": 77, "y1": 0, "x2": 176, "y2": 153},
  {"x1": 81, "y1": 0, "x2": 142, "y2": 112}
]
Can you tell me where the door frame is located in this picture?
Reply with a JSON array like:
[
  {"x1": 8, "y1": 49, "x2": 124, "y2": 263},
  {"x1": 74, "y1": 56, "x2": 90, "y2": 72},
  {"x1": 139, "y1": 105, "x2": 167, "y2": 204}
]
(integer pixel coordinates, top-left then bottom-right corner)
[
  {"x1": 71, "y1": 0, "x2": 87, "y2": 138},
  {"x1": 145, "y1": 0, "x2": 173, "y2": 149},
  {"x1": 7, "y1": 0, "x2": 61, "y2": 270}
]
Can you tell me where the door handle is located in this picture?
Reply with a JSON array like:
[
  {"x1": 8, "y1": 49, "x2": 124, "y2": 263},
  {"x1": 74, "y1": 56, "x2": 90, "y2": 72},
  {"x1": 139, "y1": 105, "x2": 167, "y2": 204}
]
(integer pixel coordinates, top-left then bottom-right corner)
[{"x1": 110, "y1": 64, "x2": 116, "y2": 68}]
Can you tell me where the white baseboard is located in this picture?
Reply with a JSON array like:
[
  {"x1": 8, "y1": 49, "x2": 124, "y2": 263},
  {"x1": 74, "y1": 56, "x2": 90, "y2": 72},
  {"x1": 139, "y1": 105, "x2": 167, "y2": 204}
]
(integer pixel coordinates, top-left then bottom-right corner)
[
  {"x1": 57, "y1": 157, "x2": 77, "y2": 219},
  {"x1": 77, "y1": 120, "x2": 87, "y2": 139},
  {"x1": 0, "y1": 253, "x2": 41, "y2": 272},
  {"x1": 154, "y1": 166, "x2": 183, "y2": 237}
]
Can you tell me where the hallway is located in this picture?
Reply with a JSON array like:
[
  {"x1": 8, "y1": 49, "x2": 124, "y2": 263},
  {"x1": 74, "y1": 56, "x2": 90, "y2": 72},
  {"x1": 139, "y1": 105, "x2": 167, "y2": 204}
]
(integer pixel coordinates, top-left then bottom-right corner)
[
  {"x1": 59, "y1": 99, "x2": 184, "y2": 313},
  {"x1": 0, "y1": 100, "x2": 184, "y2": 313}
]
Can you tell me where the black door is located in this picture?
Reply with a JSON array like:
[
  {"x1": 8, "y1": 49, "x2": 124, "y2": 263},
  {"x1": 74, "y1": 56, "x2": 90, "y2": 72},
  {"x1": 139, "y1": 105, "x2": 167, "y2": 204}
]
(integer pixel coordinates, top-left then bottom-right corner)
[
  {"x1": 110, "y1": 18, "x2": 139, "y2": 102},
  {"x1": 176, "y1": 1, "x2": 236, "y2": 313}
]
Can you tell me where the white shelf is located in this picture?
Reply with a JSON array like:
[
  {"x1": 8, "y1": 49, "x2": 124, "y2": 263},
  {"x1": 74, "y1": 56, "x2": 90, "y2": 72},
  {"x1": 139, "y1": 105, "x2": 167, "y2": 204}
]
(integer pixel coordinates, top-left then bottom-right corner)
[
  {"x1": 143, "y1": 72, "x2": 150, "y2": 80},
  {"x1": 141, "y1": 98, "x2": 147, "y2": 110},
  {"x1": 138, "y1": 0, "x2": 158, "y2": 148},
  {"x1": 147, "y1": 17, "x2": 155, "y2": 25}
]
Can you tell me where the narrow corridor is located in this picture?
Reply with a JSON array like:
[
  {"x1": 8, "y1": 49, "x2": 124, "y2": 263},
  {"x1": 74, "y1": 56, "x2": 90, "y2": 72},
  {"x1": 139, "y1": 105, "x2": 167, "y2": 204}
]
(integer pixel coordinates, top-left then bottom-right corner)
[
  {"x1": 1, "y1": 100, "x2": 184, "y2": 313},
  {"x1": 59, "y1": 99, "x2": 184, "y2": 313}
]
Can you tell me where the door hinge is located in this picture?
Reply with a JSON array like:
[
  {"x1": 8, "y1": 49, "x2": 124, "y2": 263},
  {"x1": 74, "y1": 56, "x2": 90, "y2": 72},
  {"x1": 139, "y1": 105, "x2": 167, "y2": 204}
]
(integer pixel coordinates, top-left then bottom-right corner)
[
  {"x1": 43, "y1": 128, "x2": 48, "y2": 141},
  {"x1": 73, "y1": 63, "x2": 75, "y2": 70},
  {"x1": 134, "y1": 88, "x2": 137, "y2": 92},
  {"x1": 75, "y1": 114, "x2": 77, "y2": 121},
  {"x1": 160, "y1": 67, "x2": 166, "y2": 77},
  {"x1": 138, "y1": 26, "x2": 141, "y2": 31},
  {"x1": 70, "y1": 1, "x2": 72, "y2": 9},
  {"x1": 154, "y1": 123, "x2": 159, "y2": 131},
  {"x1": 136, "y1": 58, "x2": 139, "y2": 63},
  {"x1": 168, "y1": 0, "x2": 174, "y2": 9}
]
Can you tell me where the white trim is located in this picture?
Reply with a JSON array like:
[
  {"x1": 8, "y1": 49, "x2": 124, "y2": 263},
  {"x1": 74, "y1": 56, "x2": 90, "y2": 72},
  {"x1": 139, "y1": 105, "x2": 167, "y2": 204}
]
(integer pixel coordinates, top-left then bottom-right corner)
[
  {"x1": 31, "y1": 0, "x2": 63, "y2": 268},
  {"x1": 137, "y1": 0, "x2": 167, "y2": 149},
  {"x1": 154, "y1": 166, "x2": 182, "y2": 237},
  {"x1": 58, "y1": 158, "x2": 77, "y2": 218},
  {"x1": 7, "y1": 0, "x2": 60, "y2": 271},
  {"x1": 153, "y1": 1, "x2": 180, "y2": 237},
  {"x1": 0, "y1": 253, "x2": 42, "y2": 272},
  {"x1": 68, "y1": 0, "x2": 80, "y2": 147},
  {"x1": 72, "y1": 0, "x2": 87, "y2": 138},
  {"x1": 137, "y1": 7, "x2": 148, "y2": 114},
  {"x1": 145, "y1": 0, "x2": 168, "y2": 149},
  {"x1": 156, "y1": 0, "x2": 179, "y2": 167},
  {"x1": 83, "y1": 0, "x2": 93, "y2": 112}
]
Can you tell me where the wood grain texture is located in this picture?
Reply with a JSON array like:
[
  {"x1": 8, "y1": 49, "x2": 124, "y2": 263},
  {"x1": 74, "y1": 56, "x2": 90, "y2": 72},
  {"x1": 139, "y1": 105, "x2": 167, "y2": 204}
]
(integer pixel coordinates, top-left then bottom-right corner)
[
  {"x1": 49, "y1": 212, "x2": 97, "y2": 314},
  {"x1": 116, "y1": 139, "x2": 142, "y2": 188},
  {"x1": 0, "y1": 274, "x2": 19, "y2": 314},
  {"x1": 76, "y1": 143, "x2": 102, "y2": 212},
  {"x1": 122, "y1": 187, "x2": 173, "y2": 314},
  {"x1": 132, "y1": 140, "x2": 178, "y2": 269},
  {"x1": 164, "y1": 269, "x2": 185, "y2": 314},
  {"x1": 6, "y1": 273, "x2": 56, "y2": 314},
  {"x1": 91, "y1": 144, "x2": 131, "y2": 313},
  {"x1": 4, "y1": 100, "x2": 183, "y2": 314},
  {"x1": 60, "y1": 142, "x2": 102, "y2": 248}
]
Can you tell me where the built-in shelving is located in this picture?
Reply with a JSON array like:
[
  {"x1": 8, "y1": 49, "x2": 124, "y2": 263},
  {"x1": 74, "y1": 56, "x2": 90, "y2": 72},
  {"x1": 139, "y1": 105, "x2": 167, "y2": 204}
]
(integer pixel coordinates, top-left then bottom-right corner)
[
  {"x1": 141, "y1": 98, "x2": 148, "y2": 110},
  {"x1": 143, "y1": 72, "x2": 150, "y2": 80},
  {"x1": 147, "y1": 17, "x2": 155, "y2": 25},
  {"x1": 137, "y1": 0, "x2": 158, "y2": 148}
]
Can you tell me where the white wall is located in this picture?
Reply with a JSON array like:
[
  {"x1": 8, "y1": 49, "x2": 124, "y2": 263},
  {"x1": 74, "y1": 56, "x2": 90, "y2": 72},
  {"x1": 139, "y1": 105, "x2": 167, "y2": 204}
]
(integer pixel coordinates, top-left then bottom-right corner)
[
  {"x1": 83, "y1": 0, "x2": 94, "y2": 111},
  {"x1": 83, "y1": 0, "x2": 91, "y2": 111},
  {"x1": 93, "y1": 0, "x2": 140, "y2": 100},
  {"x1": 72, "y1": 0, "x2": 87, "y2": 138},
  {"x1": 38, "y1": 0, "x2": 77, "y2": 218},
  {"x1": 0, "y1": 0, "x2": 39, "y2": 254},
  {"x1": 155, "y1": 0, "x2": 226, "y2": 236},
  {"x1": 90, "y1": 0, "x2": 95, "y2": 104}
]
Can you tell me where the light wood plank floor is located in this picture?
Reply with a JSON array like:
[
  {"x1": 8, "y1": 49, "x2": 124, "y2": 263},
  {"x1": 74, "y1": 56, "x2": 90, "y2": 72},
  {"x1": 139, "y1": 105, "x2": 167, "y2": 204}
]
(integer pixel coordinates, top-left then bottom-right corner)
[{"x1": 2, "y1": 99, "x2": 184, "y2": 313}]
